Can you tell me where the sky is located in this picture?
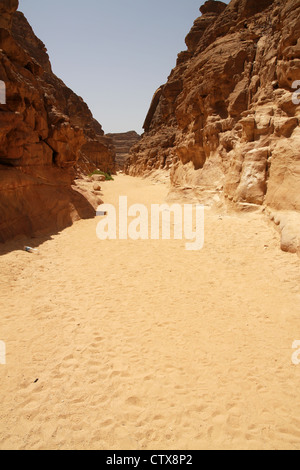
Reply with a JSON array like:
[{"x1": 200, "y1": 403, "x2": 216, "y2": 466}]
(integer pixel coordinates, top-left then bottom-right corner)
[{"x1": 19, "y1": 0, "x2": 230, "y2": 134}]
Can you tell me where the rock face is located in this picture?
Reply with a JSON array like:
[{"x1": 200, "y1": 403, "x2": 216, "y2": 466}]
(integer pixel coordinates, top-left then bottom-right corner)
[
  {"x1": 127, "y1": 0, "x2": 300, "y2": 251},
  {"x1": 0, "y1": 0, "x2": 115, "y2": 242},
  {"x1": 107, "y1": 131, "x2": 141, "y2": 170}
]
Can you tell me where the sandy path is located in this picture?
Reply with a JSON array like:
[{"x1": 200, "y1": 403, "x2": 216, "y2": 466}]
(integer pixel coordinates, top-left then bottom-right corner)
[{"x1": 0, "y1": 174, "x2": 300, "y2": 450}]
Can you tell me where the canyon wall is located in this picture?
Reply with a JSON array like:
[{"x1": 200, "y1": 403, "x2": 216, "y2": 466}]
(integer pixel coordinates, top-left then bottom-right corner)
[
  {"x1": 127, "y1": 0, "x2": 300, "y2": 252},
  {"x1": 107, "y1": 131, "x2": 141, "y2": 170},
  {"x1": 0, "y1": 0, "x2": 115, "y2": 242}
]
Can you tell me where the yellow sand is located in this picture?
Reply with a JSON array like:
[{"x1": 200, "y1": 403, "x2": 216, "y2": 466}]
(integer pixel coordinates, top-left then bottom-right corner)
[{"x1": 0, "y1": 174, "x2": 300, "y2": 450}]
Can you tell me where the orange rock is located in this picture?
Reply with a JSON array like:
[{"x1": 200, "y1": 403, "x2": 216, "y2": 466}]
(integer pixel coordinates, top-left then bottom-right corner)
[
  {"x1": 127, "y1": 0, "x2": 300, "y2": 253},
  {"x1": 0, "y1": 0, "x2": 116, "y2": 242},
  {"x1": 107, "y1": 131, "x2": 141, "y2": 170}
]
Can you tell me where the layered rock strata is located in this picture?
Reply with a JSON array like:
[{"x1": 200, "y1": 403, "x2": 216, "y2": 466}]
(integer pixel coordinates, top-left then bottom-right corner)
[
  {"x1": 107, "y1": 131, "x2": 141, "y2": 170},
  {"x1": 0, "y1": 0, "x2": 115, "y2": 242},
  {"x1": 127, "y1": 0, "x2": 300, "y2": 253}
]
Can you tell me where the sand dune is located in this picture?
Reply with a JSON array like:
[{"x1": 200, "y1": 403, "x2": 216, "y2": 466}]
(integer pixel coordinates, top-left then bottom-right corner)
[{"x1": 0, "y1": 175, "x2": 300, "y2": 450}]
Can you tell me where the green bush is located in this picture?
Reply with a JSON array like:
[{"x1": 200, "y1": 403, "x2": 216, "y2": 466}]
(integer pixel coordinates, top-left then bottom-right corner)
[{"x1": 89, "y1": 170, "x2": 114, "y2": 181}]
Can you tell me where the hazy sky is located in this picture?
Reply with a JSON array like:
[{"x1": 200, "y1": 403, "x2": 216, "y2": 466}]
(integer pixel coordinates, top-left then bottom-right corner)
[{"x1": 19, "y1": 0, "x2": 230, "y2": 134}]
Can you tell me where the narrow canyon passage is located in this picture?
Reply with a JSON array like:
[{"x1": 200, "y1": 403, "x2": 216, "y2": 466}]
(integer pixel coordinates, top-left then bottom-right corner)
[{"x1": 0, "y1": 175, "x2": 300, "y2": 450}]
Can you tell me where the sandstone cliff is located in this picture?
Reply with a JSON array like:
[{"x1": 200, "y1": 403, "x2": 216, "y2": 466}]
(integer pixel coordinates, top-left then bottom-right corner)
[
  {"x1": 0, "y1": 0, "x2": 115, "y2": 242},
  {"x1": 127, "y1": 0, "x2": 300, "y2": 253},
  {"x1": 107, "y1": 131, "x2": 141, "y2": 170}
]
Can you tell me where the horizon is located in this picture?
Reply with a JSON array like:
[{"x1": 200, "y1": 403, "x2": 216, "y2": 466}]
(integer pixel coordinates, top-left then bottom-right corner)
[{"x1": 18, "y1": 0, "x2": 231, "y2": 135}]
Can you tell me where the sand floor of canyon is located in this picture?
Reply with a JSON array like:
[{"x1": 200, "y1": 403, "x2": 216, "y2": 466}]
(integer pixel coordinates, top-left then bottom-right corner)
[{"x1": 0, "y1": 174, "x2": 300, "y2": 450}]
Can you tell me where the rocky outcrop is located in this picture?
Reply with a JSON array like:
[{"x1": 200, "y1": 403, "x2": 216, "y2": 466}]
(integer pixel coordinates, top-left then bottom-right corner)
[
  {"x1": 127, "y1": 0, "x2": 300, "y2": 253},
  {"x1": 107, "y1": 131, "x2": 141, "y2": 170},
  {"x1": 0, "y1": 0, "x2": 115, "y2": 242}
]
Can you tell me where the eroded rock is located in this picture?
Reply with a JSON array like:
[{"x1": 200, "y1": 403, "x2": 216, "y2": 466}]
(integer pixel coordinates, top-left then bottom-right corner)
[
  {"x1": 0, "y1": 0, "x2": 116, "y2": 242},
  {"x1": 126, "y1": 0, "x2": 300, "y2": 254}
]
